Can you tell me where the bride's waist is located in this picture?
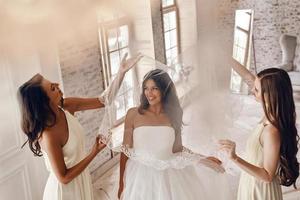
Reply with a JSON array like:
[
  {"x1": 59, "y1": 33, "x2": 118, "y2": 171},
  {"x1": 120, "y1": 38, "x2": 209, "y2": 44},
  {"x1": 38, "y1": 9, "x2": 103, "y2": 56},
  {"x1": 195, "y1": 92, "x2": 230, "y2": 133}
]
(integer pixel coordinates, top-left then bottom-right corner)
[
  {"x1": 128, "y1": 150, "x2": 200, "y2": 170},
  {"x1": 133, "y1": 149, "x2": 174, "y2": 160}
]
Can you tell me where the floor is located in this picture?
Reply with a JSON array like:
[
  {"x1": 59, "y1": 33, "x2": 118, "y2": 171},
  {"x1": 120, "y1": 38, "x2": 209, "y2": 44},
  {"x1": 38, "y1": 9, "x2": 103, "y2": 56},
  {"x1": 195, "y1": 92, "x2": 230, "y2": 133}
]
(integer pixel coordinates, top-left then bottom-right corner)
[{"x1": 93, "y1": 93, "x2": 300, "y2": 200}]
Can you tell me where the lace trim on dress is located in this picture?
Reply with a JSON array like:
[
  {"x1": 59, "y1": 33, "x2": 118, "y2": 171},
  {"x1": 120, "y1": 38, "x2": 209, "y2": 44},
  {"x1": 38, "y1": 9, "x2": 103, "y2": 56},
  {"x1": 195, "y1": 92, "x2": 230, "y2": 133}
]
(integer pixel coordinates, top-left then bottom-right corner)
[{"x1": 118, "y1": 144, "x2": 225, "y2": 172}]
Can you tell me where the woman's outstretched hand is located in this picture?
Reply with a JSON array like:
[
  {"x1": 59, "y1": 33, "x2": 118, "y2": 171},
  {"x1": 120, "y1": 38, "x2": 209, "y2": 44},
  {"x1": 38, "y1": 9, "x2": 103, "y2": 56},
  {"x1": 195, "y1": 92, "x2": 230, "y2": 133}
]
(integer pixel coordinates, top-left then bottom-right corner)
[
  {"x1": 199, "y1": 156, "x2": 225, "y2": 173},
  {"x1": 218, "y1": 139, "x2": 237, "y2": 160},
  {"x1": 206, "y1": 156, "x2": 222, "y2": 165},
  {"x1": 119, "y1": 53, "x2": 143, "y2": 74}
]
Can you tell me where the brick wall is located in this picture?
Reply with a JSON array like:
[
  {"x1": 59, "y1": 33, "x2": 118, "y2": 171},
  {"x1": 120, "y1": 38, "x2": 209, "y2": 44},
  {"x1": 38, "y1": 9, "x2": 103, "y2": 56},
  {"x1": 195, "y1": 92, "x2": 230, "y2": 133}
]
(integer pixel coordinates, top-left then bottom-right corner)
[
  {"x1": 58, "y1": 21, "x2": 112, "y2": 174},
  {"x1": 150, "y1": 0, "x2": 167, "y2": 64},
  {"x1": 56, "y1": 0, "x2": 158, "y2": 178},
  {"x1": 216, "y1": 0, "x2": 300, "y2": 71}
]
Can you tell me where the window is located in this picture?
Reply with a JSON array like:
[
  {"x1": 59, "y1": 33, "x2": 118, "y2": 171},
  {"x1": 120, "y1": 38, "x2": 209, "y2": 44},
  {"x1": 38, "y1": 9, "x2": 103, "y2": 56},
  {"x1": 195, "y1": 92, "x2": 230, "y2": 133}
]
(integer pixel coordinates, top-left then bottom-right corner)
[
  {"x1": 162, "y1": 0, "x2": 175, "y2": 7},
  {"x1": 231, "y1": 9, "x2": 253, "y2": 93},
  {"x1": 98, "y1": 18, "x2": 135, "y2": 125},
  {"x1": 162, "y1": 0, "x2": 180, "y2": 66}
]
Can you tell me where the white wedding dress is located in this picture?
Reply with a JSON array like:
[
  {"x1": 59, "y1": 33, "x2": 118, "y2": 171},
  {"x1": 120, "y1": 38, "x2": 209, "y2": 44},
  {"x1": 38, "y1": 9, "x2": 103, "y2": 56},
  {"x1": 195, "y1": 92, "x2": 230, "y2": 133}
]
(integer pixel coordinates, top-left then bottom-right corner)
[{"x1": 121, "y1": 126, "x2": 231, "y2": 200}]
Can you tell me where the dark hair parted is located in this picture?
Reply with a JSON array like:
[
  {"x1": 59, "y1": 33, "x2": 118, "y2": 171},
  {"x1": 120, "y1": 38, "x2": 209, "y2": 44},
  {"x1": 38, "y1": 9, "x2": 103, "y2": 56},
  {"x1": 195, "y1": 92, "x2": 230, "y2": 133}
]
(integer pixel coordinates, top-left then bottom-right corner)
[
  {"x1": 138, "y1": 69, "x2": 183, "y2": 134},
  {"x1": 18, "y1": 74, "x2": 56, "y2": 156},
  {"x1": 258, "y1": 68, "x2": 299, "y2": 188}
]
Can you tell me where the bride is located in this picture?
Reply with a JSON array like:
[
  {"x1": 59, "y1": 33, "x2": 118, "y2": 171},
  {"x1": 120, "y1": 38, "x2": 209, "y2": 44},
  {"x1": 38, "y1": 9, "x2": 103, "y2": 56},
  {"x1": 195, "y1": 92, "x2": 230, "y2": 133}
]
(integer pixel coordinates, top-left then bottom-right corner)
[{"x1": 117, "y1": 68, "x2": 231, "y2": 200}]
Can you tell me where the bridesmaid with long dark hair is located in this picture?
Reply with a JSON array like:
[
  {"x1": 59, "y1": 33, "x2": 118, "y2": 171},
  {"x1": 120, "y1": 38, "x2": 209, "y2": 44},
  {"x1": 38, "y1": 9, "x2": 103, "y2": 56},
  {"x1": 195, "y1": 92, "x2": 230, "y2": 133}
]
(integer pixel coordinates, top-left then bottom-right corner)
[
  {"x1": 220, "y1": 61, "x2": 299, "y2": 200},
  {"x1": 18, "y1": 54, "x2": 141, "y2": 200}
]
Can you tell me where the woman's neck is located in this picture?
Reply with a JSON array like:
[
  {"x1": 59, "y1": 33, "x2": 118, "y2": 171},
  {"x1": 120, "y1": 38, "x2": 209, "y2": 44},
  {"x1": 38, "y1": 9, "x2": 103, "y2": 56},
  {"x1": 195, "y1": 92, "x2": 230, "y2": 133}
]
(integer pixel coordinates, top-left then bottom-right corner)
[
  {"x1": 148, "y1": 104, "x2": 163, "y2": 115},
  {"x1": 50, "y1": 102, "x2": 60, "y2": 117}
]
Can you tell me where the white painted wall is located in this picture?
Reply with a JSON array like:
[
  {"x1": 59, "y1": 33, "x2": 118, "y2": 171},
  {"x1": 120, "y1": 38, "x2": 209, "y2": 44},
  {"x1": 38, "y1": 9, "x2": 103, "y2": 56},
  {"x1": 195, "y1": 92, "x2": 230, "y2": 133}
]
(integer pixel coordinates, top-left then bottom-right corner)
[
  {"x1": 177, "y1": 0, "x2": 198, "y2": 52},
  {"x1": 0, "y1": 14, "x2": 62, "y2": 200}
]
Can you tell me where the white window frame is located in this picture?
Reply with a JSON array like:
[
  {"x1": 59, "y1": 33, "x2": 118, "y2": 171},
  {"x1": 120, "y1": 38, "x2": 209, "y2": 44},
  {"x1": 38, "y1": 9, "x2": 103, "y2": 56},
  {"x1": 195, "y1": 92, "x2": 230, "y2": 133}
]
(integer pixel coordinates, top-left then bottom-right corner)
[
  {"x1": 98, "y1": 17, "x2": 135, "y2": 126},
  {"x1": 162, "y1": 0, "x2": 181, "y2": 67},
  {"x1": 231, "y1": 9, "x2": 253, "y2": 94}
]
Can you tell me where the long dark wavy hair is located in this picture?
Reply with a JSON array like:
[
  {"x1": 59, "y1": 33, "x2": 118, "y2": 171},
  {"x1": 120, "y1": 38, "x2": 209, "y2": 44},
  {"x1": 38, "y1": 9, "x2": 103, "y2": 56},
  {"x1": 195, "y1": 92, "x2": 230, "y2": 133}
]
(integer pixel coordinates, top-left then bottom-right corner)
[
  {"x1": 138, "y1": 69, "x2": 183, "y2": 134},
  {"x1": 18, "y1": 74, "x2": 56, "y2": 156},
  {"x1": 258, "y1": 68, "x2": 299, "y2": 188}
]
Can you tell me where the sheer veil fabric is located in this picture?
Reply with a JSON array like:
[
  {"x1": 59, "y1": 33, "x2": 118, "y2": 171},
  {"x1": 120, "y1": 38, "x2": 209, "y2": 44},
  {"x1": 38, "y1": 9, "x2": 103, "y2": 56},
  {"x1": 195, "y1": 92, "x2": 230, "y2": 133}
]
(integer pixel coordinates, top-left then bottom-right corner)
[
  {"x1": 97, "y1": 27, "x2": 245, "y2": 200},
  {"x1": 98, "y1": 48, "x2": 243, "y2": 168},
  {"x1": 97, "y1": 49, "x2": 244, "y2": 199},
  {"x1": 97, "y1": 0, "x2": 242, "y2": 165}
]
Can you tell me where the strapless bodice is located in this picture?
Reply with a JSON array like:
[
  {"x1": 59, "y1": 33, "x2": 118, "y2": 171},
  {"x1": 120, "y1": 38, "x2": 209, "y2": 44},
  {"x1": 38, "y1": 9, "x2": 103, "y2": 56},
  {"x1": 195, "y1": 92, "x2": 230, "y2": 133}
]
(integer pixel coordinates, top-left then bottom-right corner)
[{"x1": 133, "y1": 126, "x2": 175, "y2": 160}]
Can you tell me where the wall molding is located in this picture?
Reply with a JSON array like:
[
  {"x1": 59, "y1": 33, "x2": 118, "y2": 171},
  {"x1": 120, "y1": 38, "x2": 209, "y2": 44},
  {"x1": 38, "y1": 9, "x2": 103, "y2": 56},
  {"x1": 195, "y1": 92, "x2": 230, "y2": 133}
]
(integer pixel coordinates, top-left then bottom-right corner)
[
  {"x1": 0, "y1": 54, "x2": 22, "y2": 163},
  {"x1": 0, "y1": 162, "x2": 33, "y2": 200}
]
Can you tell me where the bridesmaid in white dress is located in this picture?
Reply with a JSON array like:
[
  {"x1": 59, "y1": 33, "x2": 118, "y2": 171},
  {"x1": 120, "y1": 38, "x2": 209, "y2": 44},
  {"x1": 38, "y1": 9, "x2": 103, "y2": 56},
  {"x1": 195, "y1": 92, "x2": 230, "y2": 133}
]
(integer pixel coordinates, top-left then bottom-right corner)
[
  {"x1": 18, "y1": 54, "x2": 142, "y2": 200},
  {"x1": 219, "y1": 59, "x2": 299, "y2": 200},
  {"x1": 118, "y1": 69, "x2": 230, "y2": 200}
]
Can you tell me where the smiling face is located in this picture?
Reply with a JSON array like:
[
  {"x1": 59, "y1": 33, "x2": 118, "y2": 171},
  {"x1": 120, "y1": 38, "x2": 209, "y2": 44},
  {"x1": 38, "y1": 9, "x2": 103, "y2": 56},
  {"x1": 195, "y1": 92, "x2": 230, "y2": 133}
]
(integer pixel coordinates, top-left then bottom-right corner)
[
  {"x1": 144, "y1": 79, "x2": 162, "y2": 106},
  {"x1": 41, "y1": 78, "x2": 63, "y2": 106},
  {"x1": 251, "y1": 77, "x2": 262, "y2": 102}
]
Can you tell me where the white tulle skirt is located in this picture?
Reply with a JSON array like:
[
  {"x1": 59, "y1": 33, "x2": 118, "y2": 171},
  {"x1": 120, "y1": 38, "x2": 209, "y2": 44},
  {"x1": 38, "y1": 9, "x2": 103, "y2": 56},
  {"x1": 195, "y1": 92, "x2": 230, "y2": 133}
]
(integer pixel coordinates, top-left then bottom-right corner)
[{"x1": 121, "y1": 159, "x2": 232, "y2": 200}]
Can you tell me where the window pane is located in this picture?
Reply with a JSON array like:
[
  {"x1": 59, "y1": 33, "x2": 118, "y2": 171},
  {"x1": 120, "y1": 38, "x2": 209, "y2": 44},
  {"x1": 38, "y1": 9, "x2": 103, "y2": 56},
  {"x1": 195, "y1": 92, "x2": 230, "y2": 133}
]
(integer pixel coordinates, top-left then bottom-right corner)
[
  {"x1": 170, "y1": 29, "x2": 177, "y2": 48},
  {"x1": 233, "y1": 47, "x2": 245, "y2": 64},
  {"x1": 230, "y1": 9, "x2": 253, "y2": 94},
  {"x1": 118, "y1": 71, "x2": 133, "y2": 95},
  {"x1": 171, "y1": 47, "x2": 178, "y2": 59},
  {"x1": 118, "y1": 48, "x2": 130, "y2": 79},
  {"x1": 168, "y1": 47, "x2": 177, "y2": 66},
  {"x1": 166, "y1": 47, "x2": 178, "y2": 66},
  {"x1": 103, "y1": 23, "x2": 132, "y2": 122},
  {"x1": 125, "y1": 89, "x2": 134, "y2": 109},
  {"x1": 118, "y1": 25, "x2": 129, "y2": 48},
  {"x1": 232, "y1": 45, "x2": 238, "y2": 60},
  {"x1": 120, "y1": 48, "x2": 129, "y2": 61},
  {"x1": 124, "y1": 71, "x2": 133, "y2": 89},
  {"x1": 109, "y1": 51, "x2": 120, "y2": 76},
  {"x1": 162, "y1": 0, "x2": 174, "y2": 7},
  {"x1": 230, "y1": 70, "x2": 242, "y2": 93},
  {"x1": 163, "y1": 11, "x2": 176, "y2": 32},
  {"x1": 170, "y1": 11, "x2": 177, "y2": 29},
  {"x1": 166, "y1": 49, "x2": 172, "y2": 66},
  {"x1": 169, "y1": 11, "x2": 176, "y2": 30},
  {"x1": 107, "y1": 28, "x2": 118, "y2": 51},
  {"x1": 235, "y1": 10, "x2": 251, "y2": 31},
  {"x1": 116, "y1": 96, "x2": 126, "y2": 120},
  {"x1": 166, "y1": 49, "x2": 171, "y2": 60},
  {"x1": 165, "y1": 31, "x2": 171, "y2": 49},
  {"x1": 234, "y1": 29, "x2": 247, "y2": 49},
  {"x1": 233, "y1": 29, "x2": 248, "y2": 64},
  {"x1": 163, "y1": 13, "x2": 170, "y2": 31}
]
